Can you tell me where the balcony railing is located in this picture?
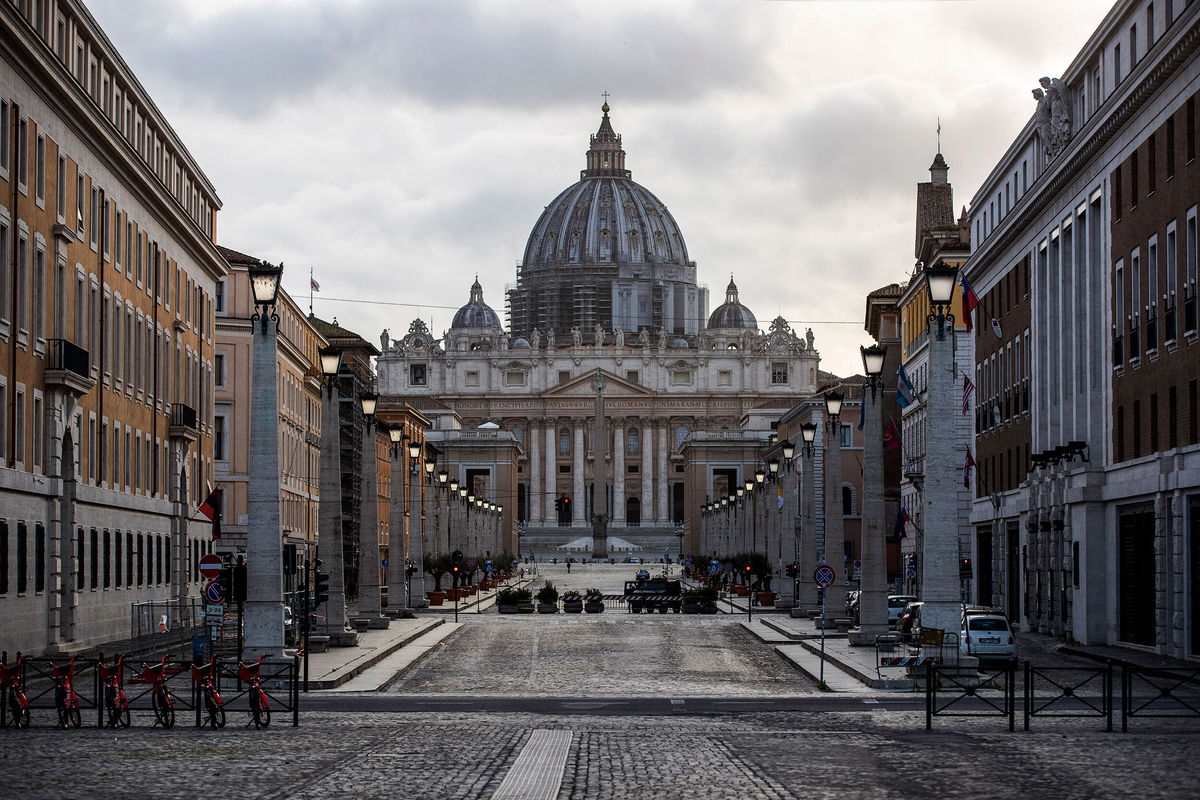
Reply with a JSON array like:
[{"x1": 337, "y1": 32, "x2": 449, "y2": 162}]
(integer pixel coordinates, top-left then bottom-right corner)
[
  {"x1": 169, "y1": 403, "x2": 200, "y2": 442},
  {"x1": 44, "y1": 339, "x2": 96, "y2": 396}
]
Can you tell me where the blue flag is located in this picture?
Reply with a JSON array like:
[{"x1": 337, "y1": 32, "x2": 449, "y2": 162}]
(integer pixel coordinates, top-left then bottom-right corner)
[{"x1": 896, "y1": 364, "x2": 915, "y2": 409}]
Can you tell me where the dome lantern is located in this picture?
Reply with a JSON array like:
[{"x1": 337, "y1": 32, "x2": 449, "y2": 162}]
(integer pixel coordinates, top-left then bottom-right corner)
[
  {"x1": 706, "y1": 275, "x2": 758, "y2": 330},
  {"x1": 450, "y1": 277, "x2": 502, "y2": 330}
]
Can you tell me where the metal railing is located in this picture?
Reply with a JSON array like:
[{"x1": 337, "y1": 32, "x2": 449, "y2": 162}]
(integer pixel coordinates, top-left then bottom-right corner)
[
  {"x1": 1024, "y1": 662, "x2": 1112, "y2": 731},
  {"x1": 926, "y1": 661, "x2": 1017, "y2": 731},
  {"x1": 1121, "y1": 663, "x2": 1200, "y2": 732},
  {"x1": 47, "y1": 338, "x2": 91, "y2": 376}
]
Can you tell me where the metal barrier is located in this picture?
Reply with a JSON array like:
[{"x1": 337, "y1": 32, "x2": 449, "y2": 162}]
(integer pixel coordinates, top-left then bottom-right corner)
[
  {"x1": 201, "y1": 657, "x2": 300, "y2": 728},
  {"x1": 925, "y1": 661, "x2": 1017, "y2": 731},
  {"x1": 1121, "y1": 664, "x2": 1200, "y2": 732},
  {"x1": 11, "y1": 657, "x2": 103, "y2": 725},
  {"x1": 1023, "y1": 662, "x2": 1113, "y2": 731}
]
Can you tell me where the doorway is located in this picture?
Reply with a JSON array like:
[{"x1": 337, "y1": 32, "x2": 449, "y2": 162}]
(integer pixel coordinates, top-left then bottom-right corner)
[
  {"x1": 1118, "y1": 505, "x2": 1155, "y2": 646},
  {"x1": 626, "y1": 497, "x2": 641, "y2": 527}
]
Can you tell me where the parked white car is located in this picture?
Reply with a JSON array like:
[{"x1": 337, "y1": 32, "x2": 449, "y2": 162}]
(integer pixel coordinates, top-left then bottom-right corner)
[{"x1": 960, "y1": 609, "x2": 1018, "y2": 663}]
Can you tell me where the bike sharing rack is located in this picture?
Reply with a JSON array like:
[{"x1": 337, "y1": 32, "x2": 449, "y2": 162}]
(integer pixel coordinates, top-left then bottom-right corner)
[
  {"x1": 875, "y1": 629, "x2": 960, "y2": 680},
  {"x1": 0, "y1": 654, "x2": 299, "y2": 728}
]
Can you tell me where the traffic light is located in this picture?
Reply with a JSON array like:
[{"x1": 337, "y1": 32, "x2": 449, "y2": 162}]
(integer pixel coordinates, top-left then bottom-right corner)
[
  {"x1": 405, "y1": 558, "x2": 416, "y2": 578},
  {"x1": 452, "y1": 550, "x2": 464, "y2": 563},
  {"x1": 785, "y1": 562, "x2": 799, "y2": 578},
  {"x1": 450, "y1": 564, "x2": 460, "y2": 586},
  {"x1": 959, "y1": 557, "x2": 973, "y2": 579},
  {"x1": 314, "y1": 569, "x2": 331, "y2": 606}
]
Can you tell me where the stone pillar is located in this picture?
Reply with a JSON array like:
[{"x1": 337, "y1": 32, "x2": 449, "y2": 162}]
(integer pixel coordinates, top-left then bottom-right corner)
[
  {"x1": 356, "y1": 423, "x2": 387, "y2": 625},
  {"x1": 921, "y1": 323, "x2": 963, "y2": 635},
  {"x1": 823, "y1": 410, "x2": 846, "y2": 622},
  {"x1": 245, "y1": 323, "x2": 285, "y2": 658},
  {"x1": 528, "y1": 419, "x2": 542, "y2": 525},
  {"x1": 797, "y1": 447, "x2": 817, "y2": 609},
  {"x1": 656, "y1": 422, "x2": 669, "y2": 524},
  {"x1": 573, "y1": 420, "x2": 586, "y2": 526},
  {"x1": 641, "y1": 420, "x2": 653, "y2": 524},
  {"x1": 851, "y1": 385, "x2": 887, "y2": 644},
  {"x1": 407, "y1": 462, "x2": 428, "y2": 607},
  {"x1": 612, "y1": 419, "x2": 626, "y2": 525},
  {"x1": 318, "y1": 380, "x2": 356, "y2": 643},
  {"x1": 544, "y1": 421, "x2": 556, "y2": 525},
  {"x1": 386, "y1": 449, "x2": 406, "y2": 616}
]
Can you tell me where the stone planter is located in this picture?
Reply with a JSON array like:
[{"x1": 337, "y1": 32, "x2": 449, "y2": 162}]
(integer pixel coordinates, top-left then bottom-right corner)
[
  {"x1": 731, "y1": 584, "x2": 749, "y2": 597},
  {"x1": 537, "y1": 602, "x2": 558, "y2": 614},
  {"x1": 562, "y1": 598, "x2": 584, "y2": 613},
  {"x1": 517, "y1": 603, "x2": 536, "y2": 614},
  {"x1": 497, "y1": 604, "x2": 519, "y2": 614},
  {"x1": 426, "y1": 591, "x2": 446, "y2": 606},
  {"x1": 756, "y1": 591, "x2": 777, "y2": 607},
  {"x1": 584, "y1": 600, "x2": 605, "y2": 614}
]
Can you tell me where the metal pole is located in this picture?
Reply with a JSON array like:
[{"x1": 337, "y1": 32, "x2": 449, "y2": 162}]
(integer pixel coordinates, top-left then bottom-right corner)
[
  {"x1": 819, "y1": 587, "x2": 826, "y2": 687},
  {"x1": 302, "y1": 557, "x2": 310, "y2": 693}
]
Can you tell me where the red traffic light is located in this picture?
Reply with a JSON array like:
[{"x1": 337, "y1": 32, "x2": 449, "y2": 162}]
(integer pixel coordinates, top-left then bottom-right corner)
[{"x1": 744, "y1": 564, "x2": 752, "y2": 573}]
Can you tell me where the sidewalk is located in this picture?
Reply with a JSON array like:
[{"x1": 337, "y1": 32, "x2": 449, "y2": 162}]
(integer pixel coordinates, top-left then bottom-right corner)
[{"x1": 304, "y1": 618, "x2": 447, "y2": 689}]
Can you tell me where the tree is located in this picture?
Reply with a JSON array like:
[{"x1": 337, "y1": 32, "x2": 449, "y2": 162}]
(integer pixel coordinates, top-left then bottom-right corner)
[{"x1": 423, "y1": 553, "x2": 454, "y2": 592}]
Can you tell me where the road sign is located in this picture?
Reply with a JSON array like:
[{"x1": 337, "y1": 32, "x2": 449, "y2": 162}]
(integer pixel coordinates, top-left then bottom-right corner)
[
  {"x1": 813, "y1": 565, "x2": 836, "y2": 588},
  {"x1": 205, "y1": 603, "x2": 225, "y2": 620},
  {"x1": 198, "y1": 553, "x2": 223, "y2": 580},
  {"x1": 467, "y1": 557, "x2": 477, "y2": 568},
  {"x1": 203, "y1": 580, "x2": 224, "y2": 604}
]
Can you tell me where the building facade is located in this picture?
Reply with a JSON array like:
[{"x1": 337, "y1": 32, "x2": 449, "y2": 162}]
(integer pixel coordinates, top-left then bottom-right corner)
[
  {"x1": 964, "y1": 0, "x2": 1200, "y2": 655},
  {"x1": 377, "y1": 106, "x2": 822, "y2": 556},
  {"x1": 1, "y1": 0, "x2": 224, "y2": 654}
]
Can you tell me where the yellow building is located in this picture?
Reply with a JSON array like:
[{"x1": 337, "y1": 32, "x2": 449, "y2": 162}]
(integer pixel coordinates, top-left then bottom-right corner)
[{"x1": 1, "y1": 0, "x2": 225, "y2": 654}]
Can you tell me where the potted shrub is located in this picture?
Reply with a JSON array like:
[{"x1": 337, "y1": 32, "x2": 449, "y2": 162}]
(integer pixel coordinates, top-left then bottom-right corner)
[
  {"x1": 682, "y1": 586, "x2": 719, "y2": 614},
  {"x1": 584, "y1": 588, "x2": 605, "y2": 613},
  {"x1": 561, "y1": 590, "x2": 584, "y2": 613},
  {"x1": 536, "y1": 583, "x2": 559, "y2": 613},
  {"x1": 496, "y1": 587, "x2": 532, "y2": 614},
  {"x1": 423, "y1": 553, "x2": 452, "y2": 606},
  {"x1": 748, "y1": 552, "x2": 776, "y2": 606}
]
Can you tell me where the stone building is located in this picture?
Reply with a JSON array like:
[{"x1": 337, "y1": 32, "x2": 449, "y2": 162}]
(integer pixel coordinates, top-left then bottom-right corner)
[
  {"x1": 1, "y1": 0, "x2": 224, "y2": 654},
  {"x1": 963, "y1": 0, "x2": 1200, "y2": 656},
  {"x1": 377, "y1": 105, "x2": 822, "y2": 555}
]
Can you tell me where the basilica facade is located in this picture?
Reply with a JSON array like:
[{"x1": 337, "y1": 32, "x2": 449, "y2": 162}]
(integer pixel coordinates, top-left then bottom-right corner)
[{"x1": 377, "y1": 106, "x2": 821, "y2": 555}]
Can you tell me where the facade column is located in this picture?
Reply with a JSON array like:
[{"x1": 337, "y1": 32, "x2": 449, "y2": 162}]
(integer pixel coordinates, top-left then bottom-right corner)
[
  {"x1": 386, "y1": 448, "x2": 405, "y2": 616},
  {"x1": 356, "y1": 424, "x2": 386, "y2": 623},
  {"x1": 528, "y1": 419, "x2": 542, "y2": 525},
  {"x1": 407, "y1": 455, "x2": 428, "y2": 607},
  {"x1": 573, "y1": 419, "x2": 586, "y2": 526},
  {"x1": 641, "y1": 420, "x2": 653, "y2": 525},
  {"x1": 656, "y1": 422, "x2": 669, "y2": 524},
  {"x1": 612, "y1": 418, "x2": 626, "y2": 525},
  {"x1": 544, "y1": 420, "x2": 556, "y2": 525},
  {"x1": 798, "y1": 446, "x2": 817, "y2": 609},
  {"x1": 852, "y1": 384, "x2": 887, "y2": 643}
]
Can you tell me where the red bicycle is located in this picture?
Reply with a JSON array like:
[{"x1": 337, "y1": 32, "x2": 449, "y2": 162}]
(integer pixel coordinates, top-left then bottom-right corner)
[
  {"x1": 136, "y1": 658, "x2": 176, "y2": 728},
  {"x1": 237, "y1": 655, "x2": 270, "y2": 728},
  {"x1": 0, "y1": 652, "x2": 30, "y2": 728},
  {"x1": 99, "y1": 654, "x2": 131, "y2": 728},
  {"x1": 51, "y1": 656, "x2": 82, "y2": 729},
  {"x1": 191, "y1": 657, "x2": 225, "y2": 729}
]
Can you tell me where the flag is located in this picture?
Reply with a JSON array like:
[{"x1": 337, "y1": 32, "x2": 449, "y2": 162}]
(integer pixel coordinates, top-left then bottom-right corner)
[
  {"x1": 198, "y1": 489, "x2": 222, "y2": 541},
  {"x1": 857, "y1": 407, "x2": 865, "y2": 431},
  {"x1": 963, "y1": 449, "x2": 975, "y2": 488},
  {"x1": 776, "y1": 484, "x2": 784, "y2": 510},
  {"x1": 961, "y1": 273, "x2": 980, "y2": 333},
  {"x1": 882, "y1": 418, "x2": 901, "y2": 450},
  {"x1": 896, "y1": 364, "x2": 915, "y2": 409},
  {"x1": 893, "y1": 505, "x2": 910, "y2": 539},
  {"x1": 962, "y1": 375, "x2": 975, "y2": 415},
  {"x1": 310, "y1": 278, "x2": 321, "y2": 291}
]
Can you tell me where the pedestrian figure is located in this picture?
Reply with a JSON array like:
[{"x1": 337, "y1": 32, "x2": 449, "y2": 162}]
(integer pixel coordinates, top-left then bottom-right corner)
[{"x1": 567, "y1": 562, "x2": 571, "y2": 574}]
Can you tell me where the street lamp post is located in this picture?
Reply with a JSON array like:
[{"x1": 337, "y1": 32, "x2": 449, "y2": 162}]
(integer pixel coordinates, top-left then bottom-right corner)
[
  {"x1": 921, "y1": 261, "x2": 965, "y2": 637},
  {"x1": 822, "y1": 391, "x2": 845, "y2": 626},
  {"x1": 407, "y1": 439, "x2": 428, "y2": 608},
  {"x1": 852, "y1": 344, "x2": 889, "y2": 644},
  {"x1": 316, "y1": 348, "x2": 357, "y2": 644},
  {"x1": 385, "y1": 426, "x2": 408, "y2": 617},
  {"x1": 245, "y1": 260, "x2": 286, "y2": 659},
  {"x1": 355, "y1": 393, "x2": 388, "y2": 626}
]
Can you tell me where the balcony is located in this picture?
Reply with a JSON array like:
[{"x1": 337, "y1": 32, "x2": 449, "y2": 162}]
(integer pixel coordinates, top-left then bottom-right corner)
[
  {"x1": 902, "y1": 456, "x2": 925, "y2": 482},
  {"x1": 44, "y1": 339, "x2": 96, "y2": 397},
  {"x1": 169, "y1": 403, "x2": 200, "y2": 443}
]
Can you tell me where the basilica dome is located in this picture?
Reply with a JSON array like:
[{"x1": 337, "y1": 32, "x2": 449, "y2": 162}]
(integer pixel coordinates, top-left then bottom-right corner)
[
  {"x1": 450, "y1": 278, "x2": 502, "y2": 329},
  {"x1": 707, "y1": 278, "x2": 758, "y2": 330}
]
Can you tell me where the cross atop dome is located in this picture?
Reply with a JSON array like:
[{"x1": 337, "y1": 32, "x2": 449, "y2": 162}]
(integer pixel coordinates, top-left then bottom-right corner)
[{"x1": 583, "y1": 99, "x2": 631, "y2": 180}]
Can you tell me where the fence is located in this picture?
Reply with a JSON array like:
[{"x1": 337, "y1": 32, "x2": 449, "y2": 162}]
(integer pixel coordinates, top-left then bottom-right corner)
[
  {"x1": 0, "y1": 655, "x2": 299, "y2": 729},
  {"x1": 925, "y1": 659, "x2": 1200, "y2": 733}
]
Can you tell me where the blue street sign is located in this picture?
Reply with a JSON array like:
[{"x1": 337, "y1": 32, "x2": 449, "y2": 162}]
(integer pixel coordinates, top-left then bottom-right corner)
[
  {"x1": 813, "y1": 565, "x2": 836, "y2": 588},
  {"x1": 203, "y1": 581, "x2": 224, "y2": 604},
  {"x1": 382, "y1": 559, "x2": 388, "y2": 567}
]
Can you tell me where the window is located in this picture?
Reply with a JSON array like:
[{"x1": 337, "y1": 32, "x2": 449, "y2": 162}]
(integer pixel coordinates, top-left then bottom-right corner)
[
  {"x1": 505, "y1": 370, "x2": 526, "y2": 386},
  {"x1": 89, "y1": 185, "x2": 97, "y2": 246},
  {"x1": 1130, "y1": 24, "x2": 1138, "y2": 66},
  {"x1": 771, "y1": 362, "x2": 788, "y2": 384},
  {"x1": 559, "y1": 429, "x2": 571, "y2": 455},
  {"x1": 32, "y1": 247, "x2": 44, "y2": 341},
  {"x1": 102, "y1": 529, "x2": 110, "y2": 589},
  {"x1": 409, "y1": 364, "x2": 426, "y2": 386},
  {"x1": 1148, "y1": 135, "x2": 1156, "y2": 194},
  {"x1": 214, "y1": 415, "x2": 225, "y2": 461},
  {"x1": 1148, "y1": 236, "x2": 1159, "y2": 351},
  {"x1": 14, "y1": 389, "x2": 25, "y2": 465},
  {"x1": 465, "y1": 370, "x2": 479, "y2": 387},
  {"x1": 34, "y1": 524, "x2": 44, "y2": 593},
  {"x1": 675, "y1": 425, "x2": 689, "y2": 450},
  {"x1": 0, "y1": 220, "x2": 8, "y2": 322},
  {"x1": 1130, "y1": 153, "x2": 1139, "y2": 209},
  {"x1": 1167, "y1": 117, "x2": 1176, "y2": 178},
  {"x1": 89, "y1": 528, "x2": 98, "y2": 589},
  {"x1": 1167, "y1": 221, "x2": 1178, "y2": 342},
  {"x1": 557, "y1": 370, "x2": 570, "y2": 385},
  {"x1": 17, "y1": 523, "x2": 27, "y2": 593},
  {"x1": 1188, "y1": 97, "x2": 1196, "y2": 162},
  {"x1": 627, "y1": 429, "x2": 639, "y2": 454},
  {"x1": 840, "y1": 423, "x2": 853, "y2": 448},
  {"x1": 1114, "y1": 164, "x2": 1122, "y2": 220},
  {"x1": 35, "y1": 134, "x2": 45, "y2": 203},
  {"x1": 625, "y1": 370, "x2": 639, "y2": 384},
  {"x1": 670, "y1": 370, "x2": 692, "y2": 386},
  {"x1": 1114, "y1": 42, "x2": 1122, "y2": 85},
  {"x1": 56, "y1": 154, "x2": 65, "y2": 219},
  {"x1": 32, "y1": 395, "x2": 42, "y2": 471},
  {"x1": 842, "y1": 486, "x2": 854, "y2": 516},
  {"x1": 214, "y1": 353, "x2": 225, "y2": 387},
  {"x1": 17, "y1": 118, "x2": 27, "y2": 187},
  {"x1": 717, "y1": 370, "x2": 732, "y2": 387},
  {"x1": 0, "y1": 522, "x2": 7, "y2": 594},
  {"x1": 0, "y1": 101, "x2": 7, "y2": 174}
]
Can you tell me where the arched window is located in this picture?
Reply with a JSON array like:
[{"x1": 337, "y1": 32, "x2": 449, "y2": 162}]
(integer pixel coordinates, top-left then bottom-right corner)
[
  {"x1": 627, "y1": 428, "x2": 639, "y2": 454},
  {"x1": 675, "y1": 425, "x2": 689, "y2": 450},
  {"x1": 559, "y1": 428, "x2": 571, "y2": 455},
  {"x1": 513, "y1": 426, "x2": 523, "y2": 444},
  {"x1": 842, "y1": 484, "x2": 855, "y2": 516}
]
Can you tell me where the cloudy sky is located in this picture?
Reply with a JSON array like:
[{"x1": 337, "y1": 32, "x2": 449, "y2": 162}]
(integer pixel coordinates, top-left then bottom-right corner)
[{"x1": 90, "y1": 0, "x2": 1103, "y2": 378}]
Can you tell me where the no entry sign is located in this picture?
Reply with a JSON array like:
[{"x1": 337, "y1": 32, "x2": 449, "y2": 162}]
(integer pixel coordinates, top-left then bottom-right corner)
[{"x1": 198, "y1": 554, "x2": 223, "y2": 580}]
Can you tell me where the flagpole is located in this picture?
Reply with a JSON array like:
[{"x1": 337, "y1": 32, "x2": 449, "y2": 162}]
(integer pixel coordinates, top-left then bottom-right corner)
[{"x1": 309, "y1": 266, "x2": 314, "y2": 315}]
